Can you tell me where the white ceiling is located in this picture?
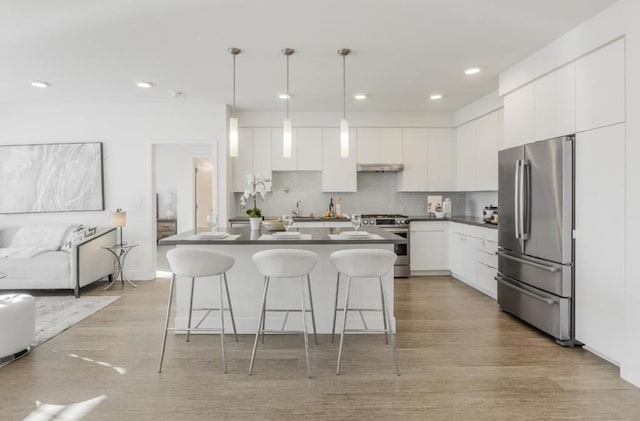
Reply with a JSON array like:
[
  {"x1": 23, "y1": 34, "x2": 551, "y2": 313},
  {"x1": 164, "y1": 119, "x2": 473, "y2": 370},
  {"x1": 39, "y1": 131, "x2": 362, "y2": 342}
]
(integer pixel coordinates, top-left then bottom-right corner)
[{"x1": 0, "y1": 0, "x2": 618, "y2": 112}]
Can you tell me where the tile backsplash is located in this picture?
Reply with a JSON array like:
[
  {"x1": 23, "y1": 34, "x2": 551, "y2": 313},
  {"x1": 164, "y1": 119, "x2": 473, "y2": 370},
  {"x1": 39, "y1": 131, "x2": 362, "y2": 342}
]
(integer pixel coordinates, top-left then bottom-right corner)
[{"x1": 231, "y1": 171, "x2": 485, "y2": 218}]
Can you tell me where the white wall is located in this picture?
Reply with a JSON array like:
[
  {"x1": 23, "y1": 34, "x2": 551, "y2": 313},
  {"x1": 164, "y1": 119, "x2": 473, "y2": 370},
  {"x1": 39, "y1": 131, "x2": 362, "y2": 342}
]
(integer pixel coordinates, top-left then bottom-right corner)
[
  {"x1": 454, "y1": 90, "x2": 503, "y2": 127},
  {"x1": 0, "y1": 103, "x2": 227, "y2": 280}
]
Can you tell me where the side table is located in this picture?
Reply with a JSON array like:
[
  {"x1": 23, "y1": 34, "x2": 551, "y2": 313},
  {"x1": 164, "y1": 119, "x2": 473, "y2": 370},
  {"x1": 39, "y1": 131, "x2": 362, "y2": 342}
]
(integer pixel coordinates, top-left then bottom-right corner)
[{"x1": 103, "y1": 243, "x2": 139, "y2": 290}]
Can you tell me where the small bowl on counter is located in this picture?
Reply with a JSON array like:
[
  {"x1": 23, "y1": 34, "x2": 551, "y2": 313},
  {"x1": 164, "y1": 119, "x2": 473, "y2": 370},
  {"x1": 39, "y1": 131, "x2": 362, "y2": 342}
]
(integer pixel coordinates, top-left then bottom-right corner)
[{"x1": 434, "y1": 211, "x2": 445, "y2": 219}]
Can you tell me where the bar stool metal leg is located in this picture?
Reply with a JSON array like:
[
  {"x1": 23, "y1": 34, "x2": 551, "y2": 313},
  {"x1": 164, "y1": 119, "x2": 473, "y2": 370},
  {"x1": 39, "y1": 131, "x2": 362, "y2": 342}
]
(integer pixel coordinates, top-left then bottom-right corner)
[
  {"x1": 187, "y1": 277, "x2": 195, "y2": 343},
  {"x1": 249, "y1": 276, "x2": 270, "y2": 375},
  {"x1": 260, "y1": 276, "x2": 269, "y2": 344},
  {"x1": 223, "y1": 272, "x2": 238, "y2": 343},
  {"x1": 306, "y1": 274, "x2": 318, "y2": 346},
  {"x1": 380, "y1": 277, "x2": 400, "y2": 376},
  {"x1": 336, "y1": 276, "x2": 352, "y2": 375},
  {"x1": 218, "y1": 274, "x2": 227, "y2": 373},
  {"x1": 159, "y1": 274, "x2": 176, "y2": 373},
  {"x1": 331, "y1": 273, "x2": 340, "y2": 344},
  {"x1": 380, "y1": 281, "x2": 389, "y2": 345},
  {"x1": 299, "y1": 276, "x2": 311, "y2": 378}
]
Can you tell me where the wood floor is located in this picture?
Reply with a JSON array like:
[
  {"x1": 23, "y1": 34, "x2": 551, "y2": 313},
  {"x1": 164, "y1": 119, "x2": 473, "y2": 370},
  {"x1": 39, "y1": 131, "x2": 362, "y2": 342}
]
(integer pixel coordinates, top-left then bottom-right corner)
[{"x1": 2, "y1": 275, "x2": 640, "y2": 420}]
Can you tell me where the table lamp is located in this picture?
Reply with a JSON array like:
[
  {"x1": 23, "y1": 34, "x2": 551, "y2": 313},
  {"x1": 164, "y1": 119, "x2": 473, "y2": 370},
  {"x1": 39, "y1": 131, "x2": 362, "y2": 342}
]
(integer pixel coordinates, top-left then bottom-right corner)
[{"x1": 110, "y1": 209, "x2": 127, "y2": 247}]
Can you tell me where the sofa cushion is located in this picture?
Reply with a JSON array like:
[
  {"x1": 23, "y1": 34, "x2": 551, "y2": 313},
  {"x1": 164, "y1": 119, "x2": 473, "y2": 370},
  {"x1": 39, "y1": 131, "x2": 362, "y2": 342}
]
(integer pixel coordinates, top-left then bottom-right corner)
[{"x1": 0, "y1": 251, "x2": 70, "y2": 289}]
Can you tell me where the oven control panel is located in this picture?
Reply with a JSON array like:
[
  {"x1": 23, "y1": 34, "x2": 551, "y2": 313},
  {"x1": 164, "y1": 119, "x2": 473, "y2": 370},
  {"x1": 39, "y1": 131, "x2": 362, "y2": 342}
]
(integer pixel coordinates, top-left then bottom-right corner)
[{"x1": 362, "y1": 217, "x2": 410, "y2": 226}]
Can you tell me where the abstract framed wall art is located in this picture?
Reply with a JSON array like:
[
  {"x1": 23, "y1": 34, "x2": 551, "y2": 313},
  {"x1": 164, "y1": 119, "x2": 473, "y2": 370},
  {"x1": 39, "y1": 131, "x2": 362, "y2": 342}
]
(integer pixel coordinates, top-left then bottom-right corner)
[{"x1": 0, "y1": 142, "x2": 105, "y2": 213}]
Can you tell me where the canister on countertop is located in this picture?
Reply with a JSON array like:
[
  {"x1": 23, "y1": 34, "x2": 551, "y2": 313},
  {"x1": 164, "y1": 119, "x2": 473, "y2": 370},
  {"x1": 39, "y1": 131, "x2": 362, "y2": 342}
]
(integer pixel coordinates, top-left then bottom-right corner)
[{"x1": 443, "y1": 198, "x2": 452, "y2": 218}]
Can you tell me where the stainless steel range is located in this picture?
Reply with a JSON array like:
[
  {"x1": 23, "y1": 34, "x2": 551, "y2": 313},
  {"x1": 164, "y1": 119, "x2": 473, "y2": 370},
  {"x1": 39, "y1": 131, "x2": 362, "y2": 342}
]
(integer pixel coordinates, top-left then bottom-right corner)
[{"x1": 361, "y1": 214, "x2": 410, "y2": 278}]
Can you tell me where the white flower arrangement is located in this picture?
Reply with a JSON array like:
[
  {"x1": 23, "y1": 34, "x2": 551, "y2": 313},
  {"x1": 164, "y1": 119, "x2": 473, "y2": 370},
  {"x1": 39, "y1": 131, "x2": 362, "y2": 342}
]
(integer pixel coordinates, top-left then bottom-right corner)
[{"x1": 240, "y1": 174, "x2": 272, "y2": 218}]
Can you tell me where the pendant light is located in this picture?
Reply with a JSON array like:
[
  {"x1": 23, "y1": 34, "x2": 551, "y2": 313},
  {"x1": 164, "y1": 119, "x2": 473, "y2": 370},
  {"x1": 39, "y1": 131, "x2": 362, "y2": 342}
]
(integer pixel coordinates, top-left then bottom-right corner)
[
  {"x1": 282, "y1": 48, "x2": 294, "y2": 158},
  {"x1": 228, "y1": 47, "x2": 241, "y2": 157},
  {"x1": 338, "y1": 48, "x2": 351, "y2": 158}
]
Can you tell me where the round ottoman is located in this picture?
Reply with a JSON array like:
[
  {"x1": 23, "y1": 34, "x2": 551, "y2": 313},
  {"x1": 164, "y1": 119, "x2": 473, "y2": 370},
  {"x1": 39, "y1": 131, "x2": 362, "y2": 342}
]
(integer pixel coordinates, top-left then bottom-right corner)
[{"x1": 0, "y1": 294, "x2": 35, "y2": 360}]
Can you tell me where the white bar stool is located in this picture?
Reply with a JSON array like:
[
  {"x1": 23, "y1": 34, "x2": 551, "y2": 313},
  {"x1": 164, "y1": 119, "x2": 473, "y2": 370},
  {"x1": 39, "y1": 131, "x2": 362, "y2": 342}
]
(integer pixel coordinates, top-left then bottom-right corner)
[
  {"x1": 249, "y1": 249, "x2": 319, "y2": 378},
  {"x1": 329, "y1": 249, "x2": 400, "y2": 376},
  {"x1": 159, "y1": 248, "x2": 238, "y2": 373}
]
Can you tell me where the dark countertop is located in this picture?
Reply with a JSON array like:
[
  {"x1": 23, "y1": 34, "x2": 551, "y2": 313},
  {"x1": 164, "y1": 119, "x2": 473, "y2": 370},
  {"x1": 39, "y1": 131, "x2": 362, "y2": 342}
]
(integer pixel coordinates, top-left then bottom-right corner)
[
  {"x1": 159, "y1": 225, "x2": 407, "y2": 245},
  {"x1": 408, "y1": 215, "x2": 498, "y2": 229},
  {"x1": 229, "y1": 216, "x2": 351, "y2": 223}
]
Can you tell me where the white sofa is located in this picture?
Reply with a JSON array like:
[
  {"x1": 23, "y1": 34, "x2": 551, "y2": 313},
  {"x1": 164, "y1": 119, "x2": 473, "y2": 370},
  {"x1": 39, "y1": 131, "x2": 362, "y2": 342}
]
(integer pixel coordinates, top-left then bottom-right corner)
[{"x1": 0, "y1": 226, "x2": 117, "y2": 297}]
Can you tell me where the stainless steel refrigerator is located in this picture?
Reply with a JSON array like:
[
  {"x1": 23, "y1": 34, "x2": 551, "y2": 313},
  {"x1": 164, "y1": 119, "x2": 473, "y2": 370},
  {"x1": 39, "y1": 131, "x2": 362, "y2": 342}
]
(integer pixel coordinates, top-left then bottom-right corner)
[{"x1": 497, "y1": 135, "x2": 578, "y2": 346}]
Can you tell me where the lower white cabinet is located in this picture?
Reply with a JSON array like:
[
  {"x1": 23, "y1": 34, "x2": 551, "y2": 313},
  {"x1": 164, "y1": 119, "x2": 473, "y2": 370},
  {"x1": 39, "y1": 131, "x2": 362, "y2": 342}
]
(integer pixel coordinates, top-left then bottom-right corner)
[
  {"x1": 447, "y1": 223, "x2": 497, "y2": 299},
  {"x1": 410, "y1": 222, "x2": 448, "y2": 272}
]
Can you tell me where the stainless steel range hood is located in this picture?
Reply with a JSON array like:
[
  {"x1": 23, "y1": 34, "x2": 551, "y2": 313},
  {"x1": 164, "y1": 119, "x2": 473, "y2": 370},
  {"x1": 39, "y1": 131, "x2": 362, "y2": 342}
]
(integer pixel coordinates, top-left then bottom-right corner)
[{"x1": 357, "y1": 163, "x2": 404, "y2": 172}]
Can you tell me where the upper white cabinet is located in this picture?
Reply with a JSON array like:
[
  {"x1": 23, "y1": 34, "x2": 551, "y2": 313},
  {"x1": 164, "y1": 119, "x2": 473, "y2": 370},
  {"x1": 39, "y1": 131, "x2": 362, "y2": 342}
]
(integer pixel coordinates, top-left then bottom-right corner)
[
  {"x1": 534, "y1": 63, "x2": 576, "y2": 142},
  {"x1": 576, "y1": 38, "x2": 625, "y2": 132},
  {"x1": 575, "y1": 123, "x2": 625, "y2": 363},
  {"x1": 322, "y1": 128, "x2": 357, "y2": 192},
  {"x1": 397, "y1": 128, "x2": 428, "y2": 191},
  {"x1": 427, "y1": 128, "x2": 456, "y2": 191},
  {"x1": 272, "y1": 128, "x2": 323, "y2": 171},
  {"x1": 503, "y1": 83, "x2": 535, "y2": 149},
  {"x1": 356, "y1": 128, "x2": 402, "y2": 164},
  {"x1": 232, "y1": 128, "x2": 273, "y2": 192},
  {"x1": 456, "y1": 110, "x2": 500, "y2": 191}
]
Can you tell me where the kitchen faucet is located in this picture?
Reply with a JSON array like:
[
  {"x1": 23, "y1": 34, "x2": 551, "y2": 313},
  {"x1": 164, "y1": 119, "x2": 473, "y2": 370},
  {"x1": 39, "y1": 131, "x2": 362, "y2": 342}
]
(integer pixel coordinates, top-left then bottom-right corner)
[{"x1": 292, "y1": 200, "x2": 301, "y2": 217}]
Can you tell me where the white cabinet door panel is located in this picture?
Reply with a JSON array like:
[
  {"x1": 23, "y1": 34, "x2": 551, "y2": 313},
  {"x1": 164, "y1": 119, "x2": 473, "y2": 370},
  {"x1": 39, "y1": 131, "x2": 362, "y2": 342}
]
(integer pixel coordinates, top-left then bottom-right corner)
[
  {"x1": 534, "y1": 63, "x2": 576, "y2": 141},
  {"x1": 475, "y1": 112, "x2": 499, "y2": 191},
  {"x1": 271, "y1": 127, "x2": 297, "y2": 171},
  {"x1": 296, "y1": 128, "x2": 323, "y2": 170},
  {"x1": 252, "y1": 128, "x2": 272, "y2": 181},
  {"x1": 232, "y1": 128, "x2": 254, "y2": 192},
  {"x1": 398, "y1": 128, "x2": 428, "y2": 191},
  {"x1": 356, "y1": 128, "x2": 380, "y2": 164},
  {"x1": 380, "y1": 128, "x2": 403, "y2": 163},
  {"x1": 576, "y1": 38, "x2": 626, "y2": 132},
  {"x1": 322, "y1": 128, "x2": 357, "y2": 192},
  {"x1": 427, "y1": 128, "x2": 456, "y2": 191},
  {"x1": 575, "y1": 123, "x2": 625, "y2": 363},
  {"x1": 503, "y1": 84, "x2": 534, "y2": 149},
  {"x1": 456, "y1": 122, "x2": 475, "y2": 191}
]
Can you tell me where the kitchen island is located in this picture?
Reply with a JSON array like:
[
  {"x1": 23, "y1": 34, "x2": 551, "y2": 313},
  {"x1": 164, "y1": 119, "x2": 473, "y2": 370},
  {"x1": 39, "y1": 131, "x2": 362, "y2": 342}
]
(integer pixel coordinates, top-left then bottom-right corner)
[{"x1": 159, "y1": 226, "x2": 406, "y2": 334}]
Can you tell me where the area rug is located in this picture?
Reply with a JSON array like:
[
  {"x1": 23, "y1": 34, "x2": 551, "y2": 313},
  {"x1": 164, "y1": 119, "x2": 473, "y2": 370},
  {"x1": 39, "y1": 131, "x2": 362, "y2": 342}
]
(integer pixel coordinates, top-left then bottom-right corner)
[{"x1": 33, "y1": 295, "x2": 120, "y2": 347}]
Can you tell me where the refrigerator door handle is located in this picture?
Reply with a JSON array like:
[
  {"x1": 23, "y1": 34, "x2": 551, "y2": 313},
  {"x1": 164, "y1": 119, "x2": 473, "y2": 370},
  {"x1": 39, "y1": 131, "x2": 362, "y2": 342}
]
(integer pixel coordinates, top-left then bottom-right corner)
[
  {"x1": 521, "y1": 160, "x2": 530, "y2": 240},
  {"x1": 495, "y1": 275, "x2": 558, "y2": 305},
  {"x1": 496, "y1": 250, "x2": 560, "y2": 273},
  {"x1": 514, "y1": 160, "x2": 521, "y2": 239}
]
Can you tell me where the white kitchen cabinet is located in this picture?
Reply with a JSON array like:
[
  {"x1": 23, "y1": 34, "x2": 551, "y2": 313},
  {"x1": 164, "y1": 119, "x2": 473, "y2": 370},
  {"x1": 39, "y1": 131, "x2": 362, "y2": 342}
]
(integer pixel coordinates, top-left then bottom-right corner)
[
  {"x1": 296, "y1": 128, "x2": 323, "y2": 170},
  {"x1": 503, "y1": 83, "x2": 535, "y2": 149},
  {"x1": 322, "y1": 128, "x2": 357, "y2": 192},
  {"x1": 449, "y1": 222, "x2": 497, "y2": 299},
  {"x1": 575, "y1": 123, "x2": 625, "y2": 364},
  {"x1": 272, "y1": 128, "x2": 322, "y2": 171},
  {"x1": 357, "y1": 128, "x2": 403, "y2": 165},
  {"x1": 232, "y1": 128, "x2": 272, "y2": 192},
  {"x1": 455, "y1": 122, "x2": 475, "y2": 191},
  {"x1": 534, "y1": 63, "x2": 575, "y2": 141},
  {"x1": 398, "y1": 128, "x2": 428, "y2": 191},
  {"x1": 410, "y1": 221, "x2": 448, "y2": 272},
  {"x1": 475, "y1": 111, "x2": 500, "y2": 191},
  {"x1": 427, "y1": 128, "x2": 456, "y2": 191},
  {"x1": 456, "y1": 111, "x2": 500, "y2": 191},
  {"x1": 575, "y1": 38, "x2": 625, "y2": 132}
]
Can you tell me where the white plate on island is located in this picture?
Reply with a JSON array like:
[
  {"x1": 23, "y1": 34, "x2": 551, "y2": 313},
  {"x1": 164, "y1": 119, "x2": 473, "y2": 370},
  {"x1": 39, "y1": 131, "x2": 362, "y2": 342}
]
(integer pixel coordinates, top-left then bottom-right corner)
[
  {"x1": 340, "y1": 231, "x2": 371, "y2": 238},
  {"x1": 273, "y1": 231, "x2": 302, "y2": 239},
  {"x1": 197, "y1": 232, "x2": 229, "y2": 239}
]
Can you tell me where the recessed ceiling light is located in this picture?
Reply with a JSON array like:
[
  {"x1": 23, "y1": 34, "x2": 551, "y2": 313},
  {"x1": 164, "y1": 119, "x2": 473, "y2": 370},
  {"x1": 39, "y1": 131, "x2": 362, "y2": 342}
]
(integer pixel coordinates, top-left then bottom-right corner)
[
  {"x1": 278, "y1": 94, "x2": 291, "y2": 99},
  {"x1": 464, "y1": 67, "x2": 482, "y2": 75},
  {"x1": 429, "y1": 94, "x2": 444, "y2": 100},
  {"x1": 354, "y1": 94, "x2": 367, "y2": 100},
  {"x1": 136, "y1": 81, "x2": 154, "y2": 88},
  {"x1": 31, "y1": 81, "x2": 50, "y2": 88}
]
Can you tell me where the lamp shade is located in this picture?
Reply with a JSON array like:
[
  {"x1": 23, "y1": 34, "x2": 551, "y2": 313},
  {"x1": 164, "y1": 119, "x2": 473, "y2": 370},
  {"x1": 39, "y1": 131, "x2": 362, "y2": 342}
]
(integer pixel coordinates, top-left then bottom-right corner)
[
  {"x1": 229, "y1": 117, "x2": 239, "y2": 157},
  {"x1": 110, "y1": 210, "x2": 127, "y2": 228},
  {"x1": 340, "y1": 119, "x2": 349, "y2": 158},
  {"x1": 283, "y1": 118, "x2": 292, "y2": 158}
]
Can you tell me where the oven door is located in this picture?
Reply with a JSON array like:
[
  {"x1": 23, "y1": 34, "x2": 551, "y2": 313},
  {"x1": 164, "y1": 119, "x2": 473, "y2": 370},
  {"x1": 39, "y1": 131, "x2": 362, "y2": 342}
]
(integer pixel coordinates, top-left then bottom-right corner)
[{"x1": 381, "y1": 227, "x2": 409, "y2": 265}]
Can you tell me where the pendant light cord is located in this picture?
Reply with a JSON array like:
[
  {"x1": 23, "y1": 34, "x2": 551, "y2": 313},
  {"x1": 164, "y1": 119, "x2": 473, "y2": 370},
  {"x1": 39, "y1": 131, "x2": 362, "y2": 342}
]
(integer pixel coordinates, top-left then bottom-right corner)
[
  {"x1": 286, "y1": 54, "x2": 290, "y2": 119},
  {"x1": 232, "y1": 53, "x2": 236, "y2": 118},
  {"x1": 342, "y1": 54, "x2": 346, "y2": 119}
]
